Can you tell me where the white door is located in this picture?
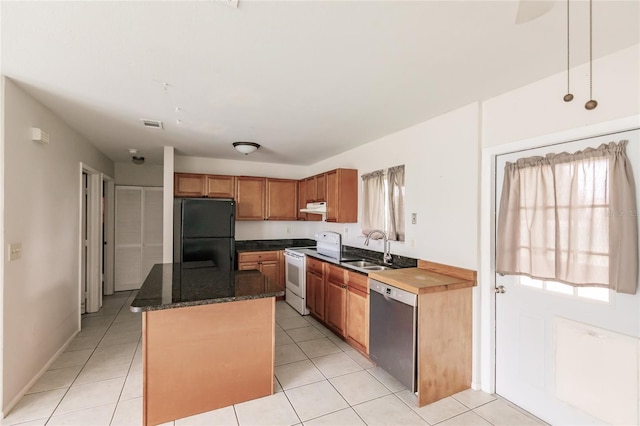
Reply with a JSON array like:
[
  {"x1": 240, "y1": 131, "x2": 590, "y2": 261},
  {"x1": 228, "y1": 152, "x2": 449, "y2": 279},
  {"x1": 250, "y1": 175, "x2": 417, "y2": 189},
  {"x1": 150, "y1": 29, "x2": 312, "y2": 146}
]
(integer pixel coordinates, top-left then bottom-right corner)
[
  {"x1": 495, "y1": 129, "x2": 640, "y2": 425},
  {"x1": 115, "y1": 186, "x2": 163, "y2": 291}
]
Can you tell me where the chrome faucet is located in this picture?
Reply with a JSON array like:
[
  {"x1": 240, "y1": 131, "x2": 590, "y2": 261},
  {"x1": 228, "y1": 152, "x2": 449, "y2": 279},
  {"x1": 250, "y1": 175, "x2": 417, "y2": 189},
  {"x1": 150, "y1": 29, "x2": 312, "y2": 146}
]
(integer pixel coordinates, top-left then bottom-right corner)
[{"x1": 364, "y1": 229, "x2": 392, "y2": 265}]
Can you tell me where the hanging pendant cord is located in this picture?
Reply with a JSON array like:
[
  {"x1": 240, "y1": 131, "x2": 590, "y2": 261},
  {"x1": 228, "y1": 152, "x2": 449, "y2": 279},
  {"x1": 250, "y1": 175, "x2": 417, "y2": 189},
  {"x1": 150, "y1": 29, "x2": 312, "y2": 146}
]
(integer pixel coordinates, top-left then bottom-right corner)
[
  {"x1": 563, "y1": 0, "x2": 573, "y2": 102},
  {"x1": 585, "y1": 0, "x2": 598, "y2": 109}
]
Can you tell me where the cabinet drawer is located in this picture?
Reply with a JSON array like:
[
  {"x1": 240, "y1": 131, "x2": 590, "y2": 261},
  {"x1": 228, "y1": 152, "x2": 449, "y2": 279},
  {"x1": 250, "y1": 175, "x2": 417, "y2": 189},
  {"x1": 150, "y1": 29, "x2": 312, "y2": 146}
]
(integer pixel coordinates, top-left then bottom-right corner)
[
  {"x1": 307, "y1": 257, "x2": 325, "y2": 274},
  {"x1": 327, "y1": 264, "x2": 346, "y2": 283},
  {"x1": 347, "y1": 271, "x2": 368, "y2": 294},
  {"x1": 238, "y1": 251, "x2": 279, "y2": 263}
]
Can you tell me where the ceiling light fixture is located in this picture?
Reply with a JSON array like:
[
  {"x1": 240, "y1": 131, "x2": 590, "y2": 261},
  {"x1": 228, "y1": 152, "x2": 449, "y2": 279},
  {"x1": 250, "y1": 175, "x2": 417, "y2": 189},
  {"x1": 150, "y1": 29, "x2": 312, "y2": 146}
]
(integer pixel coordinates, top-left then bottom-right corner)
[
  {"x1": 233, "y1": 141, "x2": 260, "y2": 155},
  {"x1": 562, "y1": 0, "x2": 573, "y2": 102},
  {"x1": 584, "y1": 0, "x2": 598, "y2": 110},
  {"x1": 132, "y1": 156, "x2": 145, "y2": 165}
]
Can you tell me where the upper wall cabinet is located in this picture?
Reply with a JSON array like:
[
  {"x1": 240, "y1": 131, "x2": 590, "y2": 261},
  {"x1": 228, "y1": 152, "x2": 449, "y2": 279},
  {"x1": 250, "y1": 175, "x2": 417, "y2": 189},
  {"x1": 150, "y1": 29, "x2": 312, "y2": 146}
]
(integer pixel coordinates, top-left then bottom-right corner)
[
  {"x1": 236, "y1": 176, "x2": 266, "y2": 220},
  {"x1": 174, "y1": 173, "x2": 235, "y2": 198},
  {"x1": 325, "y1": 169, "x2": 358, "y2": 223},
  {"x1": 266, "y1": 179, "x2": 298, "y2": 221}
]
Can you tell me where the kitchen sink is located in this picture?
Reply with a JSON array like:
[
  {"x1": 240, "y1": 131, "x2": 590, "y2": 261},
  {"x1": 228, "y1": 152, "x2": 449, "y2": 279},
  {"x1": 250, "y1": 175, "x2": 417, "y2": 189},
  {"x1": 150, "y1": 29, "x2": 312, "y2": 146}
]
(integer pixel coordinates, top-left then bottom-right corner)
[
  {"x1": 343, "y1": 260, "x2": 380, "y2": 268},
  {"x1": 362, "y1": 265, "x2": 392, "y2": 271}
]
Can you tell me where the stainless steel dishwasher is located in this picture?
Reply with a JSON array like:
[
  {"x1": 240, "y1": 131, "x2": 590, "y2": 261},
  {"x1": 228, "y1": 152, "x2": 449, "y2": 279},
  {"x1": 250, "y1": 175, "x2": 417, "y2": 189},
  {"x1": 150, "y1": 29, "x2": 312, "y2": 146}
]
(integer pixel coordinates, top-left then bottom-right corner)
[{"x1": 369, "y1": 279, "x2": 418, "y2": 392}]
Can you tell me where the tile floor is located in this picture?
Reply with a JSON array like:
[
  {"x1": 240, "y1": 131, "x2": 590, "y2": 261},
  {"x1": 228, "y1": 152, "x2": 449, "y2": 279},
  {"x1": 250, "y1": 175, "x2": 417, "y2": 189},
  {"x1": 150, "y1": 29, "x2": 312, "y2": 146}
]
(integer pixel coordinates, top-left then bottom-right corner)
[{"x1": 3, "y1": 291, "x2": 547, "y2": 426}]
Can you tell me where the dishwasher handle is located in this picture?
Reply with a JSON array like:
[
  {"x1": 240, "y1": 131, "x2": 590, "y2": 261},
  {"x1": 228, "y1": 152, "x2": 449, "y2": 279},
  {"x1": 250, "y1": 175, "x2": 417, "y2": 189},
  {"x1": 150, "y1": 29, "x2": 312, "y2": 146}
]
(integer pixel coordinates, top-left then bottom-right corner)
[{"x1": 369, "y1": 279, "x2": 417, "y2": 307}]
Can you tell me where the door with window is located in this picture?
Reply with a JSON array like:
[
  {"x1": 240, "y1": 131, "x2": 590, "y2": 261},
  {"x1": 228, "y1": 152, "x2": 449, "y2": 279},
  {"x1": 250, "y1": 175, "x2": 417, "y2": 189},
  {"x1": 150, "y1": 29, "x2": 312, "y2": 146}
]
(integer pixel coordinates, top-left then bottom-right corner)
[{"x1": 495, "y1": 129, "x2": 640, "y2": 425}]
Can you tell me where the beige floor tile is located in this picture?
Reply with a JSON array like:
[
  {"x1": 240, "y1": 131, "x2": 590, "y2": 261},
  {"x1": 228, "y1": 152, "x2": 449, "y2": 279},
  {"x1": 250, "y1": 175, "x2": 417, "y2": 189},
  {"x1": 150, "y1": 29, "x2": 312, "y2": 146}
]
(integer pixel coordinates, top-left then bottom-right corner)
[
  {"x1": 311, "y1": 352, "x2": 362, "y2": 378},
  {"x1": 311, "y1": 323, "x2": 337, "y2": 338},
  {"x1": 276, "y1": 302, "x2": 302, "y2": 319},
  {"x1": 278, "y1": 316, "x2": 314, "y2": 331},
  {"x1": 275, "y1": 359, "x2": 326, "y2": 390},
  {"x1": 297, "y1": 338, "x2": 342, "y2": 358},
  {"x1": 451, "y1": 389, "x2": 497, "y2": 409},
  {"x1": 344, "y1": 350, "x2": 375, "y2": 369},
  {"x1": 49, "y1": 349, "x2": 93, "y2": 370},
  {"x1": 87, "y1": 341, "x2": 137, "y2": 365},
  {"x1": 473, "y1": 399, "x2": 545, "y2": 426},
  {"x1": 396, "y1": 392, "x2": 468, "y2": 424},
  {"x1": 276, "y1": 330, "x2": 295, "y2": 346},
  {"x1": 74, "y1": 359, "x2": 131, "y2": 385},
  {"x1": 65, "y1": 334, "x2": 102, "y2": 351},
  {"x1": 97, "y1": 329, "x2": 141, "y2": 348},
  {"x1": 54, "y1": 377, "x2": 125, "y2": 415},
  {"x1": 120, "y1": 372, "x2": 142, "y2": 400},
  {"x1": 287, "y1": 326, "x2": 326, "y2": 342},
  {"x1": 80, "y1": 316, "x2": 115, "y2": 329},
  {"x1": 366, "y1": 366, "x2": 406, "y2": 392},
  {"x1": 2, "y1": 389, "x2": 67, "y2": 425},
  {"x1": 303, "y1": 407, "x2": 365, "y2": 426},
  {"x1": 107, "y1": 318, "x2": 142, "y2": 334},
  {"x1": 438, "y1": 411, "x2": 493, "y2": 426},
  {"x1": 275, "y1": 343, "x2": 308, "y2": 366},
  {"x1": 274, "y1": 376, "x2": 283, "y2": 393},
  {"x1": 326, "y1": 335, "x2": 354, "y2": 351},
  {"x1": 46, "y1": 402, "x2": 116, "y2": 426},
  {"x1": 303, "y1": 315, "x2": 323, "y2": 328},
  {"x1": 235, "y1": 392, "x2": 300, "y2": 426},
  {"x1": 353, "y1": 394, "x2": 427, "y2": 426},
  {"x1": 3, "y1": 418, "x2": 48, "y2": 426},
  {"x1": 111, "y1": 397, "x2": 142, "y2": 426},
  {"x1": 26, "y1": 365, "x2": 82, "y2": 394},
  {"x1": 285, "y1": 380, "x2": 349, "y2": 422},
  {"x1": 76, "y1": 325, "x2": 110, "y2": 339},
  {"x1": 329, "y1": 370, "x2": 391, "y2": 406},
  {"x1": 175, "y1": 405, "x2": 238, "y2": 425}
]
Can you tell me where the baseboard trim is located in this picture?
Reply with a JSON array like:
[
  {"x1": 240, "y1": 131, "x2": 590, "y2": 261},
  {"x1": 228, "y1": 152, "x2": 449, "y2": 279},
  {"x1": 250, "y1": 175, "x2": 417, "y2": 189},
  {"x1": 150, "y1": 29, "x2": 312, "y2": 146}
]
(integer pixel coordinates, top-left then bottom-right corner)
[{"x1": 1, "y1": 329, "x2": 79, "y2": 418}]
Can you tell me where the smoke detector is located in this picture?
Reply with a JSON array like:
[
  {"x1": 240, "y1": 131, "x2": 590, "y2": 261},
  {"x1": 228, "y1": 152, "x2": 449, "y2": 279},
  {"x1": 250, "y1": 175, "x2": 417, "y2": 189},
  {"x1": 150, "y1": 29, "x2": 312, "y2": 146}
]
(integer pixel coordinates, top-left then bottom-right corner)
[{"x1": 140, "y1": 119, "x2": 164, "y2": 129}]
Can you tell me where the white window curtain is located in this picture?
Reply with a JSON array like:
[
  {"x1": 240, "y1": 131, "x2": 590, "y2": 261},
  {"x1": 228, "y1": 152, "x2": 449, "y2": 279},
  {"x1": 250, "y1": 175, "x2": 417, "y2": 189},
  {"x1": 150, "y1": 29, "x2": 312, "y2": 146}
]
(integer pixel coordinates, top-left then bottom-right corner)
[
  {"x1": 496, "y1": 140, "x2": 638, "y2": 294},
  {"x1": 387, "y1": 165, "x2": 405, "y2": 242},
  {"x1": 361, "y1": 170, "x2": 385, "y2": 237}
]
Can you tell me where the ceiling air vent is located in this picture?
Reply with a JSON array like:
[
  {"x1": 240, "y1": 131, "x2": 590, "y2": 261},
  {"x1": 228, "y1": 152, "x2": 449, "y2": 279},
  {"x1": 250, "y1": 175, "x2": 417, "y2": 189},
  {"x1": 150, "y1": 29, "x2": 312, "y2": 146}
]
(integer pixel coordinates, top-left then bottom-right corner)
[{"x1": 140, "y1": 119, "x2": 164, "y2": 129}]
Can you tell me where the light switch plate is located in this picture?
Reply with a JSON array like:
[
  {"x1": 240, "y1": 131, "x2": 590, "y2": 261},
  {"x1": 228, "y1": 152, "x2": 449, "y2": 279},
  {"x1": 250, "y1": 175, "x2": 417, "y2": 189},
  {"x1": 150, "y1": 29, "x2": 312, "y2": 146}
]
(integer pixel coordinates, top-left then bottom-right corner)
[
  {"x1": 8, "y1": 243, "x2": 22, "y2": 261},
  {"x1": 411, "y1": 213, "x2": 417, "y2": 224}
]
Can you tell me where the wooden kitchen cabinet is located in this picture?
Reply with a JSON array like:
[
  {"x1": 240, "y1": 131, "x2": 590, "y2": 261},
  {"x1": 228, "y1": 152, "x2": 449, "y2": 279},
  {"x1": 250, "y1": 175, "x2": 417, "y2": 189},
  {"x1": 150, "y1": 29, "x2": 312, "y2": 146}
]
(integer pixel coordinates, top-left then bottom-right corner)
[
  {"x1": 174, "y1": 173, "x2": 235, "y2": 198},
  {"x1": 346, "y1": 271, "x2": 369, "y2": 355},
  {"x1": 297, "y1": 180, "x2": 307, "y2": 221},
  {"x1": 237, "y1": 251, "x2": 280, "y2": 286},
  {"x1": 205, "y1": 175, "x2": 235, "y2": 198},
  {"x1": 174, "y1": 173, "x2": 206, "y2": 197},
  {"x1": 266, "y1": 179, "x2": 298, "y2": 221},
  {"x1": 325, "y1": 264, "x2": 347, "y2": 337},
  {"x1": 325, "y1": 169, "x2": 358, "y2": 223},
  {"x1": 235, "y1": 177, "x2": 266, "y2": 220},
  {"x1": 306, "y1": 257, "x2": 325, "y2": 320}
]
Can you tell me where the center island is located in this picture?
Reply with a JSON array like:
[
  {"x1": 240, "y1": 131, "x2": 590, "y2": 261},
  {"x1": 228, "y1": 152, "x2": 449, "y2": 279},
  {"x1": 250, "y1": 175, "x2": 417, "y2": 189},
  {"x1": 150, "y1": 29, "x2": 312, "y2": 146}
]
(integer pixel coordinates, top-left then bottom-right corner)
[{"x1": 130, "y1": 262, "x2": 285, "y2": 426}]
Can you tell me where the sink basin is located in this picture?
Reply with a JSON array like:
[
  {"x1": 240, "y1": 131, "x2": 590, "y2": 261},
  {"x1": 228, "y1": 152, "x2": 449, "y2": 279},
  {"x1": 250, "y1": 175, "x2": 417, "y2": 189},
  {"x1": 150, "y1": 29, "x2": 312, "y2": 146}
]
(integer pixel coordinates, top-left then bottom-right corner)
[
  {"x1": 344, "y1": 260, "x2": 379, "y2": 268},
  {"x1": 362, "y1": 265, "x2": 391, "y2": 271}
]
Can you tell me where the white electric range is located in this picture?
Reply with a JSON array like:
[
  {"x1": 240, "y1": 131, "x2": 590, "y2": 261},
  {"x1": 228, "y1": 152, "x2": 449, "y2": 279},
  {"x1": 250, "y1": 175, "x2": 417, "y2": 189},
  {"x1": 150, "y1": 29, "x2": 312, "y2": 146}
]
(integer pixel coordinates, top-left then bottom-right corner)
[{"x1": 283, "y1": 232, "x2": 343, "y2": 315}]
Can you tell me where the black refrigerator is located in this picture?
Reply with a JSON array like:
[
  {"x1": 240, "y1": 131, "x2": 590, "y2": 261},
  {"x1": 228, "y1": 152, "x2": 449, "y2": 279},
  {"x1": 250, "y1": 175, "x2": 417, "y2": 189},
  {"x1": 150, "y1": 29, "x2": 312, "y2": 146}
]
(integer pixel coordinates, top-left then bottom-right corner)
[{"x1": 173, "y1": 198, "x2": 235, "y2": 271}]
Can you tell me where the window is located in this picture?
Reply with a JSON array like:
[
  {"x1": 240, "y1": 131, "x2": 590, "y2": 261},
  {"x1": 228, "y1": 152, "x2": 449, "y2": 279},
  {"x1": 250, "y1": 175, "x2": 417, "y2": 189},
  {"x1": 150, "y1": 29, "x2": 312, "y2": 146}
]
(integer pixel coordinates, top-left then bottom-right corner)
[
  {"x1": 519, "y1": 276, "x2": 611, "y2": 303},
  {"x1": 361, "y1": 165, "x2": 405, "y2": 241},
  {"x1": 496, "y1": 141, "x2": 638, "y2": 294}
]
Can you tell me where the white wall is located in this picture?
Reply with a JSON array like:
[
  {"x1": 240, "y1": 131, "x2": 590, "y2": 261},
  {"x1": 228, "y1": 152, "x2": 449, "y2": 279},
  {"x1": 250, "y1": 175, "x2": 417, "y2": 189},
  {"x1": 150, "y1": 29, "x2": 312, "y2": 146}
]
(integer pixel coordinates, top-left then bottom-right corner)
[
  {"x1": 114, "y1": 162, "x2": 163, "y2": 187},
  {"x1": 2, "y1": 77, "x2": 114, "y2": 413}
]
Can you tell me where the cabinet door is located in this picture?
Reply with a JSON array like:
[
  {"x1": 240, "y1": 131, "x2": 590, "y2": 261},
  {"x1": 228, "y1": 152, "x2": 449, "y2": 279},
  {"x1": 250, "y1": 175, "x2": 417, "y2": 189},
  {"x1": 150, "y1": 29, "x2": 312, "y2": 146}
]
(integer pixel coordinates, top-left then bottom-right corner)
[
  {"x1": 305, "y1": 177, "x2": 316, "y2": 203},
  {"x1": 306, "y1": 271, "x2": 316, "y2": 312},
  {"x1": 266, "y1": 179, "x2": 298, "y2": 220},
  {"x1": 238, "y1": 262, "x2": 260, "y2": 271},
  {"x1": 205, "y1": 175, "x2": 235, "y2": 198},
  {"x1": 325, "y1": 170, "x2": 338, "y2": 222},
  {"x1": 316, "y1": 173, "x2": 326, "y2": 202},
  {"x1": 260, "y1": 261, "x2": 279, "y2": 284},
  {"x1": 297, "y1": 180, "x2": 308, "y2": 221},
  {"x1": 307, "y1": 272, "x2": 325, "y2": 320},
  {"x1": 174, "y1": 173, "x2": 205, "y2": 197},
  {"x1": 347, "y1": 287, "x2": 369, "y2": 354},
  {"x1": 326, "y1": 279, "x2": 347, "y2": 337},
  {"x1": 236, "y1": 177, "x2": 266, "y2": 220}
]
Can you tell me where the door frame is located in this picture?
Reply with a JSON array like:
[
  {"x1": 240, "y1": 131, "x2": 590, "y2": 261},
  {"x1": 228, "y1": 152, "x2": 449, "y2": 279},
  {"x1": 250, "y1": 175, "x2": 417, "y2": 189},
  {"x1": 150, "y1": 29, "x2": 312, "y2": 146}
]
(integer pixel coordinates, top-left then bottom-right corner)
[
  {"x1": 79, "y1": 163, "x2": 103, "y2": 316},
  {"x1": 477, "y1": 115, "x2": 640, "y2": 394},
  {"x1": 102, "y1": 175, "x2": 115, "y2": 296}
]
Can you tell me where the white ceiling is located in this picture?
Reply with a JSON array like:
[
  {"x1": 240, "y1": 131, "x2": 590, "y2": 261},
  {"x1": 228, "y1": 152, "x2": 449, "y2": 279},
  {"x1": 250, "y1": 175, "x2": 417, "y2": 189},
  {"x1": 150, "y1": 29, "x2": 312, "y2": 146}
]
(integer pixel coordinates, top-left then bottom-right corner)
[{"x1": 1, "y1": 1, "x2": 638, "y2": 166}]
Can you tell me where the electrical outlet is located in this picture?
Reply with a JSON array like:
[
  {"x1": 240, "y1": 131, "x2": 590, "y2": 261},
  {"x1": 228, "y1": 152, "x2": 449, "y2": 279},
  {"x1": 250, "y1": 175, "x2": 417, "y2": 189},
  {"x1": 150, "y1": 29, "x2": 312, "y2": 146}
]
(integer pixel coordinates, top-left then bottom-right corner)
[
  {"x1": 286, "y1": 226, "x2": 291, "y2": 235},
  {"x1": 411, "y1": 213, "x2": 417, "y2": 224},
  {"x1": 8, "y1": 243, "x2": 22, "y2": 261}
]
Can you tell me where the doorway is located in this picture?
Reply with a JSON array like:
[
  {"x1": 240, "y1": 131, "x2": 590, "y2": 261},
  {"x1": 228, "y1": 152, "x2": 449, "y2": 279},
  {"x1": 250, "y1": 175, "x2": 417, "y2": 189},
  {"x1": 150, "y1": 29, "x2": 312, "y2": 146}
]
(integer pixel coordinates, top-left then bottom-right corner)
[
  {"x1": 493, "y1": 129, "x2": 640, "y2": 424},
  {"x1": 80, "y1": 164, "x2": 114, "y2": 314}
]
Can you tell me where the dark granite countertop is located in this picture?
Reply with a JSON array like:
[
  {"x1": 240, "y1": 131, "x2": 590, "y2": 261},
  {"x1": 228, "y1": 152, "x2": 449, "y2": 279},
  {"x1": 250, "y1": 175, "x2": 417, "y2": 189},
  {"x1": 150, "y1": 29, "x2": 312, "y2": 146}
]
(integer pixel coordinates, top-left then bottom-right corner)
[
  {"x1": 235, "y1": 238, "x2": 316, "y2": 252},
  {"x1": 130, "y1": 263, "x2": 284, "y2": 312}
]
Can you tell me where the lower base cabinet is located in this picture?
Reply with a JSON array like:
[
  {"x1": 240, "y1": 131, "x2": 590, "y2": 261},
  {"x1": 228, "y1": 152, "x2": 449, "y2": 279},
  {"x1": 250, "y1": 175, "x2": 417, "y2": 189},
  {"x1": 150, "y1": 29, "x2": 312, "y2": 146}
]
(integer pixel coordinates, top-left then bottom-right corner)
[
  {"x1": 325, "y1": 278, "x2": 347, "y2": 337},
  {"x1": 237, "y1": 250, "x2": 283, "y2": 287},
  {"x1": 346, "y1": 271, "x2": 369, "y2": 354}
]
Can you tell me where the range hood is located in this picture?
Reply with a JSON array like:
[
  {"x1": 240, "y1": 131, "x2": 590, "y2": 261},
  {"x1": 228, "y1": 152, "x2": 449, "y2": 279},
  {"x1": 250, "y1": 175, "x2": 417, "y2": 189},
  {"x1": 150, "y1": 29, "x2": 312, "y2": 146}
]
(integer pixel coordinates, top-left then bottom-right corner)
[{"x1": 300, "y1": 202, "x2": 326, "y2": 214}]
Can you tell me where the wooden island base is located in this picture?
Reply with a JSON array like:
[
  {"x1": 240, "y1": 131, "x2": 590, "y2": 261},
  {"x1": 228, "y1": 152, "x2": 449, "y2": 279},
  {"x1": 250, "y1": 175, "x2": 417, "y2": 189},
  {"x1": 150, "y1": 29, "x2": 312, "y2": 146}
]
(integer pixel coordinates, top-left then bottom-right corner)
[{"x1": 142, "y1": 297, "x2": 275, "y2": 426}]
